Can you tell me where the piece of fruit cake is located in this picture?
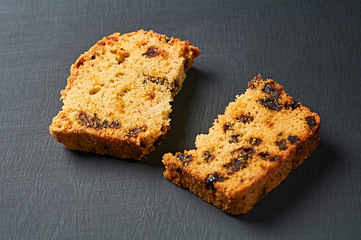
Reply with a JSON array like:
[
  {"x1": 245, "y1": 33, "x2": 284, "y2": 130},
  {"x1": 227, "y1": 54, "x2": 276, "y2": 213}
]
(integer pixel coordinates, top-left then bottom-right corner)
[
  {"x1": 50, "y1": 30, "x2": 201, "y2": 160},
  {"x1": 162, "y1": 75, "x2": 320, "y2": 214}
]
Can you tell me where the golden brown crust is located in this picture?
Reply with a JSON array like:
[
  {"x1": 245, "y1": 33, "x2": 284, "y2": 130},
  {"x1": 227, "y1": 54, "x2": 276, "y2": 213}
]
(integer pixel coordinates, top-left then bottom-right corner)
[
  {"x1": 162, "y1": 75, "x2": 321, "y2": 214},
  {"x1": 49, "y1": 112, "x2": 150, "y2": 159},
  {"x1": 50, "y1": 30, "x2": 200, "y2": 160}
]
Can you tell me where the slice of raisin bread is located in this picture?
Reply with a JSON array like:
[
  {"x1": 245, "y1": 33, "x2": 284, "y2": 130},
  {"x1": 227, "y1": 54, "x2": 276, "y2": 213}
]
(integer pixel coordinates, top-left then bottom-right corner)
[
  {"x1": 49, "y1": 30, "x2": 201, "y2": 160},
  {"x1": 162, "y1": 75, "x2": 320, "y2": 215}
]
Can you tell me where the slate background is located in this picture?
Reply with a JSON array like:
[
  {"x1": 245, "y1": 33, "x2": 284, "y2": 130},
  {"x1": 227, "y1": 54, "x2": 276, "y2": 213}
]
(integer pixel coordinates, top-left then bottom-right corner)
[{"x1": 1, "y1": 0, "x2": 360, "y2": 239}]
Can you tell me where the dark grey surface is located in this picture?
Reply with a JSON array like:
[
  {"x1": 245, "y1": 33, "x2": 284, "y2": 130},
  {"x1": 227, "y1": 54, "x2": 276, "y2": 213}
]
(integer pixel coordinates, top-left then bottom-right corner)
[{"x1": 1, "y1": 0, "x2": 360, "y2": 239}]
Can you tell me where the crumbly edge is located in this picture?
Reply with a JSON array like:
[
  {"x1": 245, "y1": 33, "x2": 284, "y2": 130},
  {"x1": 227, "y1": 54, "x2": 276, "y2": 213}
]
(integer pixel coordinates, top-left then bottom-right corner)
[{"x1": 49, "y1": 30, "x2": 201, "y2": 160}]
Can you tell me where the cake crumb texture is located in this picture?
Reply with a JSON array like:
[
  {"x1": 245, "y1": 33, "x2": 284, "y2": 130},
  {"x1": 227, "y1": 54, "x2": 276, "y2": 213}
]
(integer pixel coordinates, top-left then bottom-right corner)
[
  {"x1": 162, "y1": 75, "x2": 320, "y2": 214},
  {"x1": 49, "y1": 30, "x2": 200, "y2": 160}
]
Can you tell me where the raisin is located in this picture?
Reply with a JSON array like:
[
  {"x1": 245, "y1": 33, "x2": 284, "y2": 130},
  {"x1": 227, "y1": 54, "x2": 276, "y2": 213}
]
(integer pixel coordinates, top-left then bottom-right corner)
[
  {"x1": 284, "y1": 98, "x2": 300, "y2": 110},
  {"x1": 259, "y1": 96, "x2": 283, "y2": 111},
  {"x1": 288, "y1": 135, "x2": 299, "y2": 144},
  {"x1": 263, "y1": 82, "x2": 281, "y2": 98},
  {"x1": 93, "y1": 114, "x2": 100, "y2": 128},
  {"x1": 91, "y1": 55, "x2": 95, "y2": 60},
  {"x1": 270, "y1": 155, "x2": 281, "y2": 162},
  {"x1": 96, "y1": 120, "x2": 108, "y2": 129},
  {"x1": 78, "y1": 111, "x2": 121, "y2": 130},
  {"x1": 263, "y1": 82, "x2": 274, "y2": 94},
  {"x1": 128, "y1": 125, "x2": 147, "y2": 138},
  {"x1": 176, "y1": 153, "x2": 193, "y2": 166},
  {"x1": 271, "y1": 89, "x2": 280, "y2": 98},
  {"x1": 109, "y1": 120, "x2": 121, "y2": 129},
  {"x1": 229, "y1": 134, "x2": 239, "y2": 143},
  {"x1": 145, "y1": 76, "x2": 167, "y2": 85},
  {"x1": 169, "y1": 80, "x2": 179, "y2": 93},
  {"x1": 258, "y1": 152, "x2": 270, "y2": 159},
  {"x1": 223, "y1": 123, "x2": 233, "y2": 132},
  {"x1": 223, "y1": 158, "x2": 248, "y2": 174},
  {"x1": 306, "y1": 116, "x2": 316, "y2": 129},
  {"x1": 78, "y1": 111, "x2": 94, "y2": 128},
  {"x1": 203, "y1": 151, "x2": 215, "y2": 163},
  {"x1": 276, "y1": 139, "x2": 288, "y2": 150},
  {"x1": 258, "y1": 152, "x2": 280, "y2": 162},
  {"x1": 142, "y1": 46, "x2": 158, "y2": 57},
  {"x1": 205, "y1": 172, "x2": 225, "y2": 190},
  {"x1": 155, "y1": 78, "x2": 166, "y2": 85},
  {"x1": 249, "y1": 137, "x2": 262, "y2": 146},
  {"x1": 236, "y1": 114, "x2": 254, "y2": 123},
  {"x1": 232, "y1": 146, "x2": 255, "y2": 160}
]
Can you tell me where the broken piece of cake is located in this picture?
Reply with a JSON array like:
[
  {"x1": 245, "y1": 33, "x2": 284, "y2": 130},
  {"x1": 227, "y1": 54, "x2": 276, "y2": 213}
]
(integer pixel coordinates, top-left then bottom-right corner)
[
  {"x1": 49, "y1": 30, "x2": 201, "y2": 160},
  {"x1": 162, "y1": 75, "x2": 320, "y2": 215}
]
